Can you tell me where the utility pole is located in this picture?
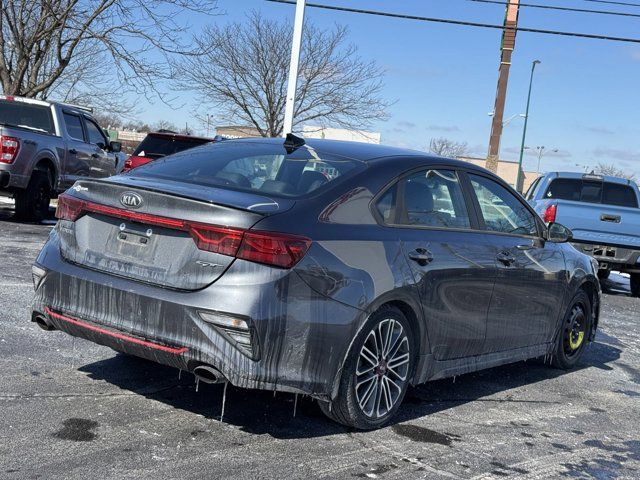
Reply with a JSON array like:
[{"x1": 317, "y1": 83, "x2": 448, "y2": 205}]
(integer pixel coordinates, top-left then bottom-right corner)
[
  {"x1": 486, "y1": 0, "x2": 520, "y2": 173},
  {"x1": 282, "y1": 0, "x2": 306, "y2": 138}
]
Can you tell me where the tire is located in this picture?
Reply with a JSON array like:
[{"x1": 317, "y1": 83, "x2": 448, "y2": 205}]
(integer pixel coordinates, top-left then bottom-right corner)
[
  {"x1": 630, "y1": 274, "x2": 640, "y2": 298},
  {"x1": 319, "y1": 305, "x2": 415, "y2": 430},
  {"x1": 14, "y1": 171, "x2": 51, "y2": 221},
  {"x1": 552, "y1": 290, "x2": 592, "y2": 370},
  {"x1": 597, "y1": 270, "x2": 610, "y2": 281}
]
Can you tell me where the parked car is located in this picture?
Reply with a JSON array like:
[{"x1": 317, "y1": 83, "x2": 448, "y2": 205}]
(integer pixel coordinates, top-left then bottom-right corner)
[
  {"x1": 123, "y1": 131, "x2": 216, "y2": 171},
  {"x1": 0, "y1": 95, "x2": 122, "y2": 220},
  {"x1": 32, "y1": 137, "x2": 600, "y2": 429},
  {"x1": 527, "y1": 172, "x2": 640, "y2": 295}
]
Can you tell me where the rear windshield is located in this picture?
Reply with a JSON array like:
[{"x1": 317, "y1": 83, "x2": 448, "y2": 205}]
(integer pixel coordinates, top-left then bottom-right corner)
[
  {"x1": 545, "y1": 178, "x2": 639, "y2": 208},
  {"x1": 0, "y1": 100, "x2": 55, "y2": 134},
  {"x1": 129, "y1": 141, "x2": 364, "y2": 198},
  {"x1": 132, "y1": 134, "x2": 212, "y2": 159}
]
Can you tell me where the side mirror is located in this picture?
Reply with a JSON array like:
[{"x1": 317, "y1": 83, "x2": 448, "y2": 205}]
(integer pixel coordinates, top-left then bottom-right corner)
[
  {"x1": 547, "y1": 222, "x2": 573, "y2": 243},
  {"x1": 109, "y1": 141, "x2": 122, "y2": 153}
]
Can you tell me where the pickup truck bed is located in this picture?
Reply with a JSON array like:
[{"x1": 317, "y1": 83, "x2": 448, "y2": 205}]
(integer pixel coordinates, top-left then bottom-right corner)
[{"x1": 527, "y1": 172, "x2": 640, "y2": 296}]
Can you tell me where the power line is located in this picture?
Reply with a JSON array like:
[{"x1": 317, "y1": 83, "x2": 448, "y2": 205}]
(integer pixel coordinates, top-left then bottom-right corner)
[
  {"x1": 267, "y1": 0, "x2": 640, "y2": 44},
  {"x1": 463, "y1": 0, "x2": 640, "y2": 18},
  {"x1": 582, "y1": 0, "x2": 640, "y2": 8}
]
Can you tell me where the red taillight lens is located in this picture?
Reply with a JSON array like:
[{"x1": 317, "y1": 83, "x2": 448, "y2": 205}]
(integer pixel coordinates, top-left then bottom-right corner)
[
  {"x1": 237, "y1": 231, "x2": 311, "y2": 268},
  {"x1": 56, "y1": 194, "x2": 86, "y2": 221},
  {"x1": 543, "y1": 204, "x2": 557, "y2": 223},
  {"x1": 189, "y1": 224, "x2": 244, "y2": 256},
  {"x1": 0, "y1": 135, "x2": 20, "y2": 164}
]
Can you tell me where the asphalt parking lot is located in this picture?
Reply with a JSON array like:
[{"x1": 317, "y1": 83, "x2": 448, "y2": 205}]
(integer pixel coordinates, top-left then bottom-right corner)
[{"x1": 0, "y1": 199, "x2": 639, "y2": 480}]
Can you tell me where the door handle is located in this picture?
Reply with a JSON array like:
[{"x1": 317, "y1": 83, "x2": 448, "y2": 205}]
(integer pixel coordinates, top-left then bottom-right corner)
[
  {"x1": 601, "y1": 214, "x2": 621, "y2": 223},
  {"x1": 408, "y1": 248, "x2": 434, "y2": 266},
  {"x1": 516, "y1": 244, "x2": 533, "y2": 251},
  {"x1": 69, "y1": 148, "x2": 77, "y2": 155},
  {"x1": 496, "y1": 251, "x2": 516, "y2": 266},
  {"x1": 91, "y1": 153, "x2": 100, "y2": 158}
]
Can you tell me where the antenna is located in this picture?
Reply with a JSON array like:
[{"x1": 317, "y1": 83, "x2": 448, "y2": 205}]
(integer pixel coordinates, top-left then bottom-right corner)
[{"x1": 284, "y1": 133, "x2": 305, "y2": 153}]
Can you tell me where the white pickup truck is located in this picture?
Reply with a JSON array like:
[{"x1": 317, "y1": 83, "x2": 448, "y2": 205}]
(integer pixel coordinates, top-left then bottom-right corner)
[{"x1": 0, "y1": 95, "x2": 122, "y2": 220}]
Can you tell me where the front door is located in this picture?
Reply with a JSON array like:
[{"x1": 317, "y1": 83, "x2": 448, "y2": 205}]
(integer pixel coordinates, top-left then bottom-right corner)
[
  {"x1": 466, "y1": 173, "x2": 567, "y2": 352},
  {"x1": 83, "y1": 117, "x2": 116, "y2": 178},
  {"x1": 377, "y1": 168, "x2": 496, "y2": 360}
]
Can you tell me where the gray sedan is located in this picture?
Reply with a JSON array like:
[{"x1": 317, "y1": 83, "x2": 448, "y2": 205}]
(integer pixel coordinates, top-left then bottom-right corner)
[{"x1": 31, "y1": 136, "x2": 601, "y2": 429}]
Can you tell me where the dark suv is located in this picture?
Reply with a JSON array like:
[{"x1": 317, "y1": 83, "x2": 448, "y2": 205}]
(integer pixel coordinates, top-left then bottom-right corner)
[{"x1": 123, "y1": 131, "x2": 216, "y2": 171}]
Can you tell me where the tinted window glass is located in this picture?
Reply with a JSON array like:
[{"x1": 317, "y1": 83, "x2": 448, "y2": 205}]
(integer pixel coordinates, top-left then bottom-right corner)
[
  {"x1": 376, "y1": 185, "x2": 397, "y2": 223},
  {"x1": 390, "y1": 169, "x2": 470, "y2": 228},
  {"x1": 470, "y1": 174, "x2": 537, "y2": 236},
  {"x1": 132, "y1": 134, "x2": 212, "y2": 159},
  {"x1": 545, "y1": 178, "x2": 638, "y2": 208},
  {"x1": 131, "y1": 142, "x2": 364, "y2": 198},
  {"x1": 85, "y1": 119, "x2": 106, "y2": 147},
  {"x1": 63, "y1": 113, "x2": 84, "y2": 141},
  {"x1": 0, "y1": 100, "x2": 55, "y2": 134}
]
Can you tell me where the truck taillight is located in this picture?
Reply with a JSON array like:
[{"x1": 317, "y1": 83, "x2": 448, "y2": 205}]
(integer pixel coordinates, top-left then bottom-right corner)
[
  {"x1": 543, "y1": 204, "x2": 557, "y2": 223},
  {"x1": 54, "y1": 194, "x2": 311, "y2": 268},
  {"x1": 0, "y1": 136, "x2": 20, "y2": 164}
]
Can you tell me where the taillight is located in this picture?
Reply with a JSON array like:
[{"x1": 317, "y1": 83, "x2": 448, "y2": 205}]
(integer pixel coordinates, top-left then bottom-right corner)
[
  {"x1": 0, "y1": 136, "x2": 20, "y2": 164},
  {"x1": 56, "y1": 194, "x2": 86, "y2": 221},
  {"x1": 237, "y1": 231, "x2": 311, "y2": 268},
  {"x1": 543, "y1": 203, "x2": 557, "y2": 223},
  {"x1": 54, "y1": 194, "x2": 311, "y2": 268}
]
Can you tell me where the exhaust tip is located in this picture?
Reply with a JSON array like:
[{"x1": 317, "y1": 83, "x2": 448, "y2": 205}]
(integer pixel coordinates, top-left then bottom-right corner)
[
  {"x1": 32, "y1": 313, "x2": 55, "y2": 331},
  {"x1": 193, "y1": 365, "x2": 224, "y2": 384}
]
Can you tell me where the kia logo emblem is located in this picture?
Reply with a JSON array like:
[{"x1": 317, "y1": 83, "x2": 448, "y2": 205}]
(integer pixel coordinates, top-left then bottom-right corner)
[{"x1": 120, "y1": 191, "x2": 143, "y2": 209}]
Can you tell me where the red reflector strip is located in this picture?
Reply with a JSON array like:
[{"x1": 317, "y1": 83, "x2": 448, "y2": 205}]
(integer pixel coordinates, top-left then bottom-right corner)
[{"x1": 45, "y1": 307, "x2": 188, "y2": 355}]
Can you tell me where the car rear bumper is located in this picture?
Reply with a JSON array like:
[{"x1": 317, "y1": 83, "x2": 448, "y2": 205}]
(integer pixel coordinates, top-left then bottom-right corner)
[
  {"x1": 571, "y1": 241, "x2": 640, "y2": 273},
  {"x1": 0, "y1": 164, "x2": 29, "y2": 191},
  {"x1": 32, "y1": 231, "x2": 363, "y2": 399}
]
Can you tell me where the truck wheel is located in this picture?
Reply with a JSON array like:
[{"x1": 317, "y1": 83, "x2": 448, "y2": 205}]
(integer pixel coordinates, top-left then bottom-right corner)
[
  {"x1": 15, "y1": 171, "x2": 51, "y2": 222},
  {"x1": 318, "y1": 305, "x2": 415, "y2": 430},
  {"x1": 552, "y1": 291, "x2": 592, "y2": 370},
  {"x1": 597, "y1": 270, "x2": 610, "y2": 281},
  {"x1": 630, "y1": 274, "x2": 640, "y2": 298}
]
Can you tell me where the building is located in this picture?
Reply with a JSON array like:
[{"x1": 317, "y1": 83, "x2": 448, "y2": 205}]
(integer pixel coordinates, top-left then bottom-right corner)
[
  {"x1": 459, "y1": 156, "x2": 538, "y2": 192},
  {"x1": 215, "y1": 125, "x2": 262, "y2": 138},
  {"x1": 302, "y1": 126, "x2": 381, "y2": 144}
]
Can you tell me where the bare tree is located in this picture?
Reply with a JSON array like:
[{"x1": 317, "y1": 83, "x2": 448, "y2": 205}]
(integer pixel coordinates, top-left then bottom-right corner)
[
  {"x1": 429, "y1": 137, "x2": 469, "y2": 158},
  {"x1": 594, "y1": 163, "x2": 636, "y2": 181},
  {"x1": 0, "y1": 0, "x2": 218, "y2": 110},
  {"x1": 175, "y1": 12, "x2": 390, "y2": 137}
]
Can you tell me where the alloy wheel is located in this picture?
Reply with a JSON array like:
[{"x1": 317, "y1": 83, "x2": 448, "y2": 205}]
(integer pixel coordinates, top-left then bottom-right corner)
[{"x1": 355, "y1": 318, "x2": 410, "y2": 418}]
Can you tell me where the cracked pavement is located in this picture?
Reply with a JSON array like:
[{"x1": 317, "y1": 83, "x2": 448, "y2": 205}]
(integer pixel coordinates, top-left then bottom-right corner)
[{"x1": 0, "y1": 200, "x2": 639, "y2": 479}]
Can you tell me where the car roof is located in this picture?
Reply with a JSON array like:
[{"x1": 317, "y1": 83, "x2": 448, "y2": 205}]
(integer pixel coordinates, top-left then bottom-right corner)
[
  {"x1": 223, "y1": 137, "x2": 486, "y2": 170},
  {"x1": 543, "y1": 171, "x2": 638, "y2": 186}
]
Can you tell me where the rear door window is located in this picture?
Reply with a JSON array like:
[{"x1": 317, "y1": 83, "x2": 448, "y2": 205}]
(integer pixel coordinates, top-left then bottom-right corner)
[
  {"x1": 0, "y1": 100, "x2": 55, "y2": 134},
  {"x1": 377, "y1": 169, "x2": 471, "y2": 228},
  {"x1": 63, "y1": 113, "x2": 85, "y2": 141},
  {"x1": 545, "y1": 178, "x2": 638, "y2": 208}
]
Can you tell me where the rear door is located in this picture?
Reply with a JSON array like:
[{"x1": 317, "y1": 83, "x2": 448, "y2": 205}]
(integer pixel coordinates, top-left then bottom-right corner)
[
  {"x1": 376, "y1": 168, "x2": 497, "y2": 360},
  {"x1": 61, "y1": 111, "x2": 93, "y2": 186},
  {"x1": 466, "y1": 173, "x2": 567, "y2": 351},
  {"x1": 83, "y1": 116, "x2": 116, "y2": 178}
]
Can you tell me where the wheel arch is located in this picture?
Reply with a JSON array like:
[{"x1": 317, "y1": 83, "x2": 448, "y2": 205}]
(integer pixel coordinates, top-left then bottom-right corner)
[
  {"x1": 329, "y1": 291, "x2": 429, "y2": 400},
  {"x1": 32, "y1": 155, "x2": 59, "y2": 191}
]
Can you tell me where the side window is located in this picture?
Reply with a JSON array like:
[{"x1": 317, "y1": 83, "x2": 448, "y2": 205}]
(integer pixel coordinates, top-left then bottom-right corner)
[
  {"x1": 63, "y1": 113, "x2": 84, "y2": 141},
  {"x1": 469, "y1": 174, "x2": 538, "y2": 236},
  {"x1": 85, "y1": 119, "x2": 107, "y2": 148},
  {"x1": 524, "y1": 176, "x2": 542, "y2": 200},
  {"x1": 378, "y1": 169, "x2": 470, "y2": 228}
]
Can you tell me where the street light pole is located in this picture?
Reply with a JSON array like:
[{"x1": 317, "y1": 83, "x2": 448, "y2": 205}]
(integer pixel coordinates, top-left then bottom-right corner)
[
  {"x1": 516, "y1": 60, "x2": 541, "y2": 192},
  {"x1": 282, "y1": 0, "x2": 306, "y2": 137}
]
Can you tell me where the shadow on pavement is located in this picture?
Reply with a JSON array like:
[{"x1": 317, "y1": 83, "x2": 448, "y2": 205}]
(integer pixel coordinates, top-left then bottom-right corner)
[{"x1": 78, "y1": 339, "x2": 622, "y2": 439}]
